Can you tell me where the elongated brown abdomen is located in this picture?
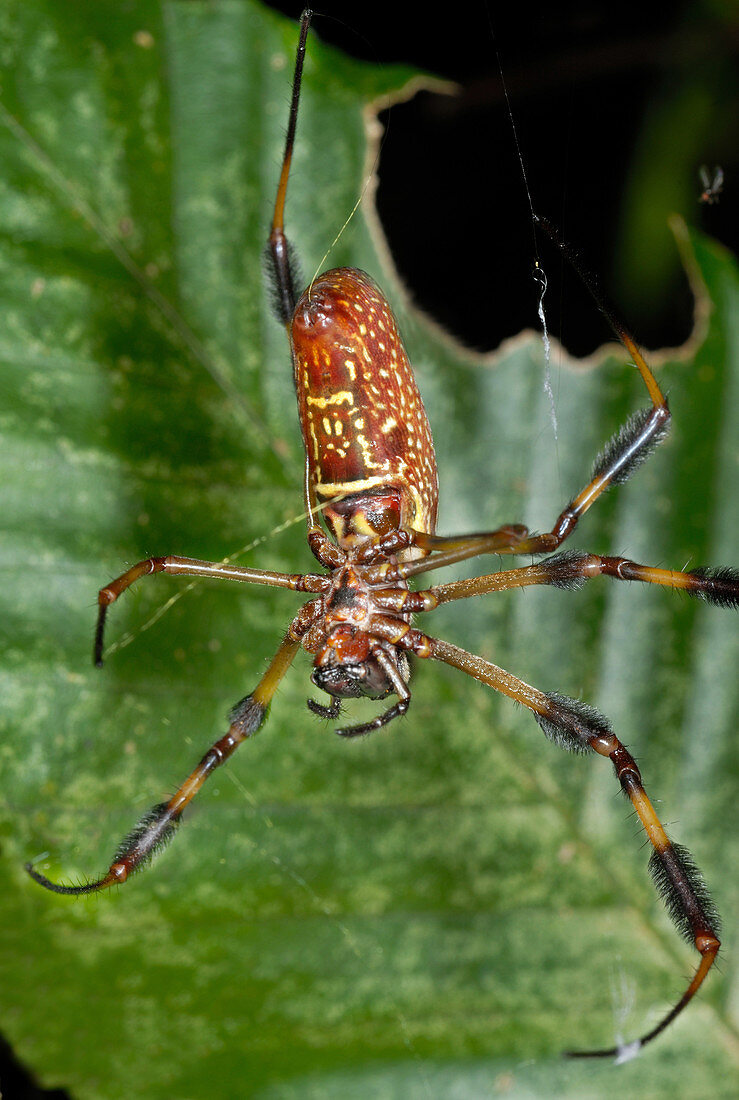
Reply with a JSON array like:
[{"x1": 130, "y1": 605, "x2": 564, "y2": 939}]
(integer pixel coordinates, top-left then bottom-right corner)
[{"x1": 291, "y1": 268, "x2": 438, "y2": 545}]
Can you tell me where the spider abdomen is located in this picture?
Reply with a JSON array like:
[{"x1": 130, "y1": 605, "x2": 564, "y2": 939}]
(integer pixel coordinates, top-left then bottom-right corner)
[{"x1": 291, "y1": 268, "x2": 438, "y2": 547}]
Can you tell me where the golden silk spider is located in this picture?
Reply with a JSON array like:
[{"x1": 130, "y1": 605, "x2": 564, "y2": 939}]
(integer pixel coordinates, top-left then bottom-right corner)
[{"x1": 26, "y1": 8, "x2": 738, "y2": 1061}]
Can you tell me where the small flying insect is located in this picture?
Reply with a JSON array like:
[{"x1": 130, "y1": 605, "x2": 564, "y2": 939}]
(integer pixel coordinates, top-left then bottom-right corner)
[
  {"x1": 26, "y1": 8, "x2": 738, "y2": 1061},
  {"x1": 699, "y1": 164, "x2": 724, "y2": 204}
]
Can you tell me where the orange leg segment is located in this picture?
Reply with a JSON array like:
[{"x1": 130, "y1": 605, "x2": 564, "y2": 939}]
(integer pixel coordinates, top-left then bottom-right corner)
[
  {"x1": 391, "y1": 634, "x2": 722, "y2": 1059},
  {"x1": 94, "y1": 554, "x2": 327, "y2": 666},
  {"x1": 26, "y1": 628, "x2": 307, "y2": 895},
  {"x1": 411, "y1": 551, "x2": 739, "y2": 610}
]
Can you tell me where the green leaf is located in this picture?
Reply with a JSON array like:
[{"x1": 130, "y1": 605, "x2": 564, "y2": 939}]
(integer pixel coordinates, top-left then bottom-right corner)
[{"x1": 0, "y1": 2, "x2": 737, "y2": 1097}]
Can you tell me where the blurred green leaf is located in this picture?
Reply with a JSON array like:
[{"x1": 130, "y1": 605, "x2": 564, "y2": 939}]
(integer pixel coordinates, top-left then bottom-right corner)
[{"x1": 0, "y1": 2, "x2": 737, "y2": 1098}]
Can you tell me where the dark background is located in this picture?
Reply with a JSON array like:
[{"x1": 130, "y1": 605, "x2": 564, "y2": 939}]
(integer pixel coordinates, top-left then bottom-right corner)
[
  {"x1": 4, "y1": 1, "x2": 737, "y2": 1095},
  {"x1": 266, "y1": 0, "x2": 738, "y2": 356}
]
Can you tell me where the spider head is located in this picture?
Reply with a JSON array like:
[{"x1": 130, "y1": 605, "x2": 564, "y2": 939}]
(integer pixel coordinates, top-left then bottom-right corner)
[{"x1": 311, "y1": 625, "x2": 392, "y2": 700}]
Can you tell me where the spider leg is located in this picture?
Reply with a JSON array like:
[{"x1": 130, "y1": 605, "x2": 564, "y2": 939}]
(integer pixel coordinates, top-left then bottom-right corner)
[
  {"x1": 94, "y1": 554, "x2": 327, "y2": 666},
  {"x1": 392, "y1": 550, "x2": 739, "y2": 610},
  {"x1": 366, "y1": 388, "x2": 671, "y2": 585},
  {"x1": 26, "y1": 620, "x2": 312, "y2": 895},
  {"x1": 381, "y1": 306, "x2": 671, "y2": 585},
  {"x1": 358, "y1": 317, "x2": 670, "y2": 588},
  {"x1": 392, "y1": 629, "x2": 720, "y2": 1058},
  {"x1": 363, "y1": 524, "x2": 532, "y2": 584},
  {"x1": 502, "y1": 396, "x2": 670, "y2": 558}
]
